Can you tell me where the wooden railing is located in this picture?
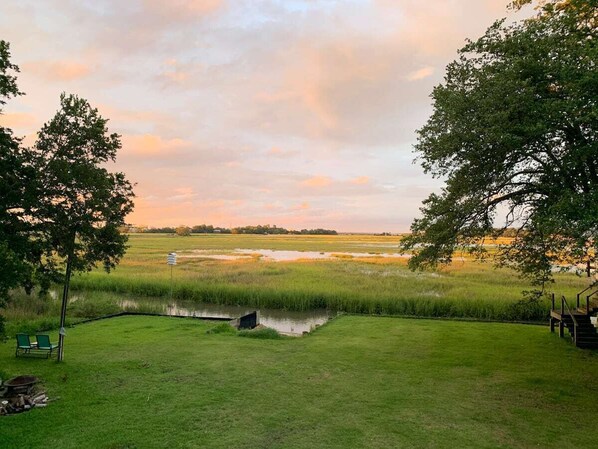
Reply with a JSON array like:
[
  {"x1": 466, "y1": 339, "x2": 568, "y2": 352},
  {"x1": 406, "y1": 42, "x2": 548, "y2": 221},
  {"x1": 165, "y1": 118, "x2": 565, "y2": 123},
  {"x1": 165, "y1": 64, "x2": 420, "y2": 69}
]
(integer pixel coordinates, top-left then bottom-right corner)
[
  {"x1": 561, "y1": 295, "x2": 579, "y2": 344},
  {"x1": 576, "y1": 284, "x2": 598, "y2": 315}
]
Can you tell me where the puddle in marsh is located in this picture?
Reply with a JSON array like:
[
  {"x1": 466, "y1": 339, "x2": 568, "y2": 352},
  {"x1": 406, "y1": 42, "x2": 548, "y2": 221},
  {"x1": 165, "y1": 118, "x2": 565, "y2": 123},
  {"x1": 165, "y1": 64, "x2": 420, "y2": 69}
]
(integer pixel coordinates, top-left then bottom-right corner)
[
  {"x1": 178, "y1": 248, "x2": 409, "y2": 262},
  {"x1": 119, "y1": 299, "x2": 333, "y2": 336}
]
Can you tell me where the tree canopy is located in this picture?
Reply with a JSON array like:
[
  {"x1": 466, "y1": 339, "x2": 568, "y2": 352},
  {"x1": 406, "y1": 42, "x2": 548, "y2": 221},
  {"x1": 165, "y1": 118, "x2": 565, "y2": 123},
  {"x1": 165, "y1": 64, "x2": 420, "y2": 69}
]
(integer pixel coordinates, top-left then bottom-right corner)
[
  {"x1": 0, "y1": 41, "x2": 135, "y2": 342},
  {"x1": 33, "y1": 93, "x2": 135, "y2": 276},
  {"x1": 31, "y1": 94, "x2": 135, "y2": 359},
  {"x1": 0, "y1": 41, "x2": 32, "y2": 311},
  {"x1": 400, "y1": 0, "x2": 598, "y2": 293}
]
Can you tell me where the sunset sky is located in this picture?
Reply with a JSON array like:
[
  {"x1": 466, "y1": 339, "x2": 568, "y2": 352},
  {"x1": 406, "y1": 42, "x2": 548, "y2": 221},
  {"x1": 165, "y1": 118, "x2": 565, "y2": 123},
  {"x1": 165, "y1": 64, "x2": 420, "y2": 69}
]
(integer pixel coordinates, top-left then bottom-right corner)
[{"x1": 0, "y1": 1, "x2": 531, "y2": 232}]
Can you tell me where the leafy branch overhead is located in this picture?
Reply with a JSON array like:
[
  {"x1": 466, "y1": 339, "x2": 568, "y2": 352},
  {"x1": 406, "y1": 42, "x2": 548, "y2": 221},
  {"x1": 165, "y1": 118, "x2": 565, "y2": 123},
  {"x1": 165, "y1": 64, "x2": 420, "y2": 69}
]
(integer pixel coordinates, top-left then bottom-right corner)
[{"x1": 400, "y1": 0, "x2": 598, "y2": 292}]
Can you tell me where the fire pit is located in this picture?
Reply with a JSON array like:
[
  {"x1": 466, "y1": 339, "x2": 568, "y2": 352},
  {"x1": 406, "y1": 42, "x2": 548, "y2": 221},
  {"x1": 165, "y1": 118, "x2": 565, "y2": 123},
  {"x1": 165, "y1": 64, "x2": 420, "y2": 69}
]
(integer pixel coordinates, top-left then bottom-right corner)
[
  {"x1": 3, "y1": 376, "x2": 38, "y2": 397},
  {"x1": 0, "y1": 376, "x2": 50, "y2": 416}
]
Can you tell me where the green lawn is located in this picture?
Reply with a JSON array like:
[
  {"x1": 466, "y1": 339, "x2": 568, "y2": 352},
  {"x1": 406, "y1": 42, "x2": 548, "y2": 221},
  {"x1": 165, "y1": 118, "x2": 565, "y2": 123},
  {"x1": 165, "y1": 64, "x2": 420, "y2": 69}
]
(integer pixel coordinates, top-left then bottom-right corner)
[{"x1": 1, "y1": 315, "x2": 597, "y2": 449}]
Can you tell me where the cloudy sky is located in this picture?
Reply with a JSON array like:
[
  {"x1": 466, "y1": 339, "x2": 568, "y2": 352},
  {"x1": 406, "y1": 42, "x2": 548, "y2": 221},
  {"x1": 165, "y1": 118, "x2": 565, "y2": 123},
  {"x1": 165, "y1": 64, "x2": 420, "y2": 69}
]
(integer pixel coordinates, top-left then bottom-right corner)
[{"x1": 0, "y1": 1, "x2": 530, "y2": 232}]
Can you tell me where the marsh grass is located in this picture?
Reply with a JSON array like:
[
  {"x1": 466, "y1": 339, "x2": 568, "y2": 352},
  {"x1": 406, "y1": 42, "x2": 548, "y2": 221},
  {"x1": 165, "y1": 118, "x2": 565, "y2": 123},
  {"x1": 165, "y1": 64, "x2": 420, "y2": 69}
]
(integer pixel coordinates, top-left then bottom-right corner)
[
  {"x1": 1, "y1": 290, "x2": 125, "y2": 336},
  {"x1": 68, "y1": 234, "x2": 587, "y2": 322},
  {"x1": 3, "y1": 234, "x2": 589, "y2": 332}
]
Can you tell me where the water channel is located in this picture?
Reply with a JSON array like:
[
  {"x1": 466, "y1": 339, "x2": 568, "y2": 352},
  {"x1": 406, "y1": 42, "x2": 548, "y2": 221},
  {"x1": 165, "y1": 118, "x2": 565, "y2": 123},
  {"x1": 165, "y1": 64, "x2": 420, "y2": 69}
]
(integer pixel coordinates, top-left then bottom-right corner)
[
  {"x1": 177, "y1": 248, "x2": 409, "y2": 261},
  {"x1": 119, "y1": 298, "x2": 333, "y2": 336}
]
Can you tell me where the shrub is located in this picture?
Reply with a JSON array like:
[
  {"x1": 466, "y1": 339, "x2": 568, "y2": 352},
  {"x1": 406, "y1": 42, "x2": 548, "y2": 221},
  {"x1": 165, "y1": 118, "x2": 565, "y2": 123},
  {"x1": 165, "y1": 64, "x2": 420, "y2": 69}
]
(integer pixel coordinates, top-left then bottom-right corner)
[
  {"x1": 238, "y1": 327, "x2": 285, "y2": 340},
  {"x1": 175, "y1": 226, "x2": 191, "y2": 236}
]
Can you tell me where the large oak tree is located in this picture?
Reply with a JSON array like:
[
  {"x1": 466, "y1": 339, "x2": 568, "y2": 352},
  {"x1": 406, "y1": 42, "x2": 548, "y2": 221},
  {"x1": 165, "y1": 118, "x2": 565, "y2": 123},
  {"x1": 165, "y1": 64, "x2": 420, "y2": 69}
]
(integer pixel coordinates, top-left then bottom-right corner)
[{"x1": 401, "y1": 0, "x2": 597, "y2": 294}]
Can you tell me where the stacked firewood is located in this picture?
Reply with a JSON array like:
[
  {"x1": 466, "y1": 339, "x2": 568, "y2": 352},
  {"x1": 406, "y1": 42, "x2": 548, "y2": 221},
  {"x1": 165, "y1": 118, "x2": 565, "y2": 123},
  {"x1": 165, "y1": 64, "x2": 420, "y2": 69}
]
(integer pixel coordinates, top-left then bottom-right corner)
[{"x1": 0, "y1": 390, "x2": 50, "y2": 415}]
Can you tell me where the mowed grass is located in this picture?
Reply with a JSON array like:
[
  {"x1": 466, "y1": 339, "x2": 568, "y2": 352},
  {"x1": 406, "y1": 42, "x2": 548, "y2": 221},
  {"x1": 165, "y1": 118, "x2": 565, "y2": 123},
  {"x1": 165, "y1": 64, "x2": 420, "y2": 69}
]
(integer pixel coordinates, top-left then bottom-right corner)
[
  {"x1": 68, "y1": 234, "x2": 588, "y2": 322},
  {"x1": 1, "y1": 315, "x2": 597, "y2": 449}
]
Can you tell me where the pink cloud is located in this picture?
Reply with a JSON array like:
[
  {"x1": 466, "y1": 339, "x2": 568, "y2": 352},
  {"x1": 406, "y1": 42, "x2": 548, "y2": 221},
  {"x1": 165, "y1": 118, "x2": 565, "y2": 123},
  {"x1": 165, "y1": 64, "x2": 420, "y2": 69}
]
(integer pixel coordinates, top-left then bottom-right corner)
[
  {"x1": 291, "y1": 202, "x2": 310, "y2": 211},
  {"x1": 157, "y1": 59, "x2": 205, "y2": 87},
  {"x1": 350, "y1": 176, "x2": 370, "y2": 185},
  {"x1": 169, "y1": 187, "x2": 198, "y2": 202},
  {"x1": 0, "y1": 0, "x2": 525, "y2": 232},
  {"x1": 266, "y1": 147, "x2": 299, "y2": 159},
  {"x1": 406, "y1": 67, "x2": 435, "y2": 81},
  {"x1": 122, "y1": 134, "x2": 192, "y2": 157},
  {"x1": 141, "y1": 0, "x2": 223, "y2": 22},
  {"x1": 301, "y1": 176, "x2": 333, "y2": 188},
  {"x1": 0, "y1": 112, "x2": 38, "y2": 129},
  {"x1": 22, "y1": 60, "x2": 90, "y2": 82}
]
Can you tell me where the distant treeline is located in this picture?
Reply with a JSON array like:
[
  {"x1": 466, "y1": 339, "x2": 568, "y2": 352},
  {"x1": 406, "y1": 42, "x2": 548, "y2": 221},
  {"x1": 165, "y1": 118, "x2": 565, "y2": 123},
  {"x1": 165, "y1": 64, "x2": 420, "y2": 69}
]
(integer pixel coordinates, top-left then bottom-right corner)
[{"x1": 125, "y1": 224, "x2": 338, "y2": 236}]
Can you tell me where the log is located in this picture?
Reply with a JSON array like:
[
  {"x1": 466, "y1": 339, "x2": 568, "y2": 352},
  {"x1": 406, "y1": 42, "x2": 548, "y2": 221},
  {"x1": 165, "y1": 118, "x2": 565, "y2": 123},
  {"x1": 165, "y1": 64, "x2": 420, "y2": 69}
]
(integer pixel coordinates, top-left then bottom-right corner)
[{"x1": 32, "y1": 393, "x2": 47, "y2": 404}]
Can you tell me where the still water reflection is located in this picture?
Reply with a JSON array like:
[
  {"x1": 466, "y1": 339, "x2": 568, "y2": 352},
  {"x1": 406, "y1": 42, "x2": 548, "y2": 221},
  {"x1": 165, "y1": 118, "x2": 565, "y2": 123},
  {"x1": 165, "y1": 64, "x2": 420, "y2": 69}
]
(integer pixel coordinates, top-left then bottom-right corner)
[
  {"x1": 119, "y1": 299, "x2": 332, "y2": 336},
  {"x1": 178, "y1": 248, "x2": 408, "y2": 261}
]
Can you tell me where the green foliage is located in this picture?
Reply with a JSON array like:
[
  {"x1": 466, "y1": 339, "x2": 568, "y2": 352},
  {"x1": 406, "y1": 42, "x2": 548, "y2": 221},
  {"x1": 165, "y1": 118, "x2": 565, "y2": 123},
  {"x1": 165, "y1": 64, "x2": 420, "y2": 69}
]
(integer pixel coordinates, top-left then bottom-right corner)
[
  {"x1": 0, "y1": 40, "x2": 21, "y2": 103},
  {"x1": 191, "y1": 224, "x2": 215, "y2": 233},
  {"x1": 175, "y1": 225, "x2": 191, "y2": 236},
  {"x1": 0, "y1": 41, "x2": 24, "y2": 303},
  {"x1": 231, "y1": 224, "x2": 338, "y2": 235},
  {"x1": 33, "y1": 93, "x2": 135, "y2": 275},
  {"x1": 0, "y1": 40, "x2": 37, "y2": 338},
  {"x1": 144, "y1": 224, "x2": 338, "y2": 235},
  {"x1": 238, "y1": 326, "x2": 285, "y2": 339},
  {"x1": 401, "y1": 0, "x2": 598, "y2": 293},
  {"x1": 6, "y1": 317, "x2": 65, "y2": 336},
  {"x1": 1, "y1": 41, "x2": 135, "y2": 344},
  {"x1": 206, "y1": 322, "x2": 237, "y2": 335},
  {"x1": 68, "y1": 297, "x2": 122, "y2": 318}
]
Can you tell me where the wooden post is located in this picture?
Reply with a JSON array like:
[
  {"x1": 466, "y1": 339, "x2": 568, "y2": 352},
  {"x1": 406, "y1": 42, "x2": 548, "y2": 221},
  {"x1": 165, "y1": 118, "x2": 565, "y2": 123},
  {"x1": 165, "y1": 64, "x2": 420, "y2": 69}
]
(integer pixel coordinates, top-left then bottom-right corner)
[
  {"x1": 559, "y1": 321, "x2": 564, "y2": 338},
  {"x1": 550, "y1": 318, "x2": 555, "y2": 333}
]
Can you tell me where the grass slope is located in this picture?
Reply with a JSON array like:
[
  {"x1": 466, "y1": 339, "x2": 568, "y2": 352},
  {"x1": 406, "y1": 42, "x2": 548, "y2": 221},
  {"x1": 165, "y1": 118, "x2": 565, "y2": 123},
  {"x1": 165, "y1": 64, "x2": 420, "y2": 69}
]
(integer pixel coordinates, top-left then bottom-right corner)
[{"x1": 1, "y1": 316, "x2": 597, "y2": 449}]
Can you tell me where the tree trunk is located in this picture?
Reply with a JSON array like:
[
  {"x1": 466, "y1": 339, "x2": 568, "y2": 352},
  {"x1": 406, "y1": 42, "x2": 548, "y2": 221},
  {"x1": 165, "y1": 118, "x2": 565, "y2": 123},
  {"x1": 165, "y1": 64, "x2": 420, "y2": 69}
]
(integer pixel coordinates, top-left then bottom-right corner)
[{"x1": 57, "y1": 234, "x2": 75, "y2": 362}]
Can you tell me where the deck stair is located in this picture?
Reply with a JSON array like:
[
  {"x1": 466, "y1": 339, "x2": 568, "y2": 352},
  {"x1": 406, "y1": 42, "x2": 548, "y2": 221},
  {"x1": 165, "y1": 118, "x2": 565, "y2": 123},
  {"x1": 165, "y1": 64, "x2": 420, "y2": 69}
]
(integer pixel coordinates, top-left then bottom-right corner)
[{"x1": 550, "y1": 285, "x2": 598, "y2": 349}]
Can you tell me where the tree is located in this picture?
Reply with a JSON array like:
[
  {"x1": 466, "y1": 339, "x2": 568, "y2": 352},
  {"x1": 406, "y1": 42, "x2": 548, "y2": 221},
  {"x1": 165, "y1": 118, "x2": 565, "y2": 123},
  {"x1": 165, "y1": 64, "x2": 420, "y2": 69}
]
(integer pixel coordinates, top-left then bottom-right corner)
[
  {"x1": 191, "y1": 224, "x2": 214, "y2": 233},
  {"x1": 175, "y1": 225, "x2": 191, "y2": 236},
  {"x1": 33, "y1": 93, "x2": 135, "y2": 360},
  {"x1": 0, "y1": 41, "x2": 22, "y2": 296},
  {"x1": 400, "y1": 0, "x2": 598, "y2": 295},
  {"x1": 0, "y1": 40, "x2": 33, "y2": 337}
]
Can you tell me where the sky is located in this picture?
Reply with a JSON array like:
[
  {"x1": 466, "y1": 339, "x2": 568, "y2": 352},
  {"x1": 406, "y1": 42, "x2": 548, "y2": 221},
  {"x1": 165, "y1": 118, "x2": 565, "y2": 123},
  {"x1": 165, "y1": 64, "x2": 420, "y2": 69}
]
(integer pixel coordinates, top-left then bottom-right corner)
[{"x1": 0, "y1": 0, "x2": 531, "y2": 232}]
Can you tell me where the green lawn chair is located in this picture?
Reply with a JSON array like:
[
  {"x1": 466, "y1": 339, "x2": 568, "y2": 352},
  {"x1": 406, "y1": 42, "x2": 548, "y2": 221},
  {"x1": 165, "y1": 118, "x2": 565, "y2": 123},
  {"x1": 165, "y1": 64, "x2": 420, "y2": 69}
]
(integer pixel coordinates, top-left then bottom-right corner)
[
  {"x1": 35, "y1": 334, "x2": 60, "y2": 358},
  {"x1": 15, "y1": 333, "x2": 37, "y2": 357}
]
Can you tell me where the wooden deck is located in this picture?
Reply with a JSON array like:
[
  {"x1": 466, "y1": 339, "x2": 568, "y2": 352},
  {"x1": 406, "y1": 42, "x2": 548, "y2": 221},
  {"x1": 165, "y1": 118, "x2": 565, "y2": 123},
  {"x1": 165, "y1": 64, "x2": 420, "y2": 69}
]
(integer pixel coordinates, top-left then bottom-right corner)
[{"x1": 550, "y1": 295, "x2": 598, "y2": 349}]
